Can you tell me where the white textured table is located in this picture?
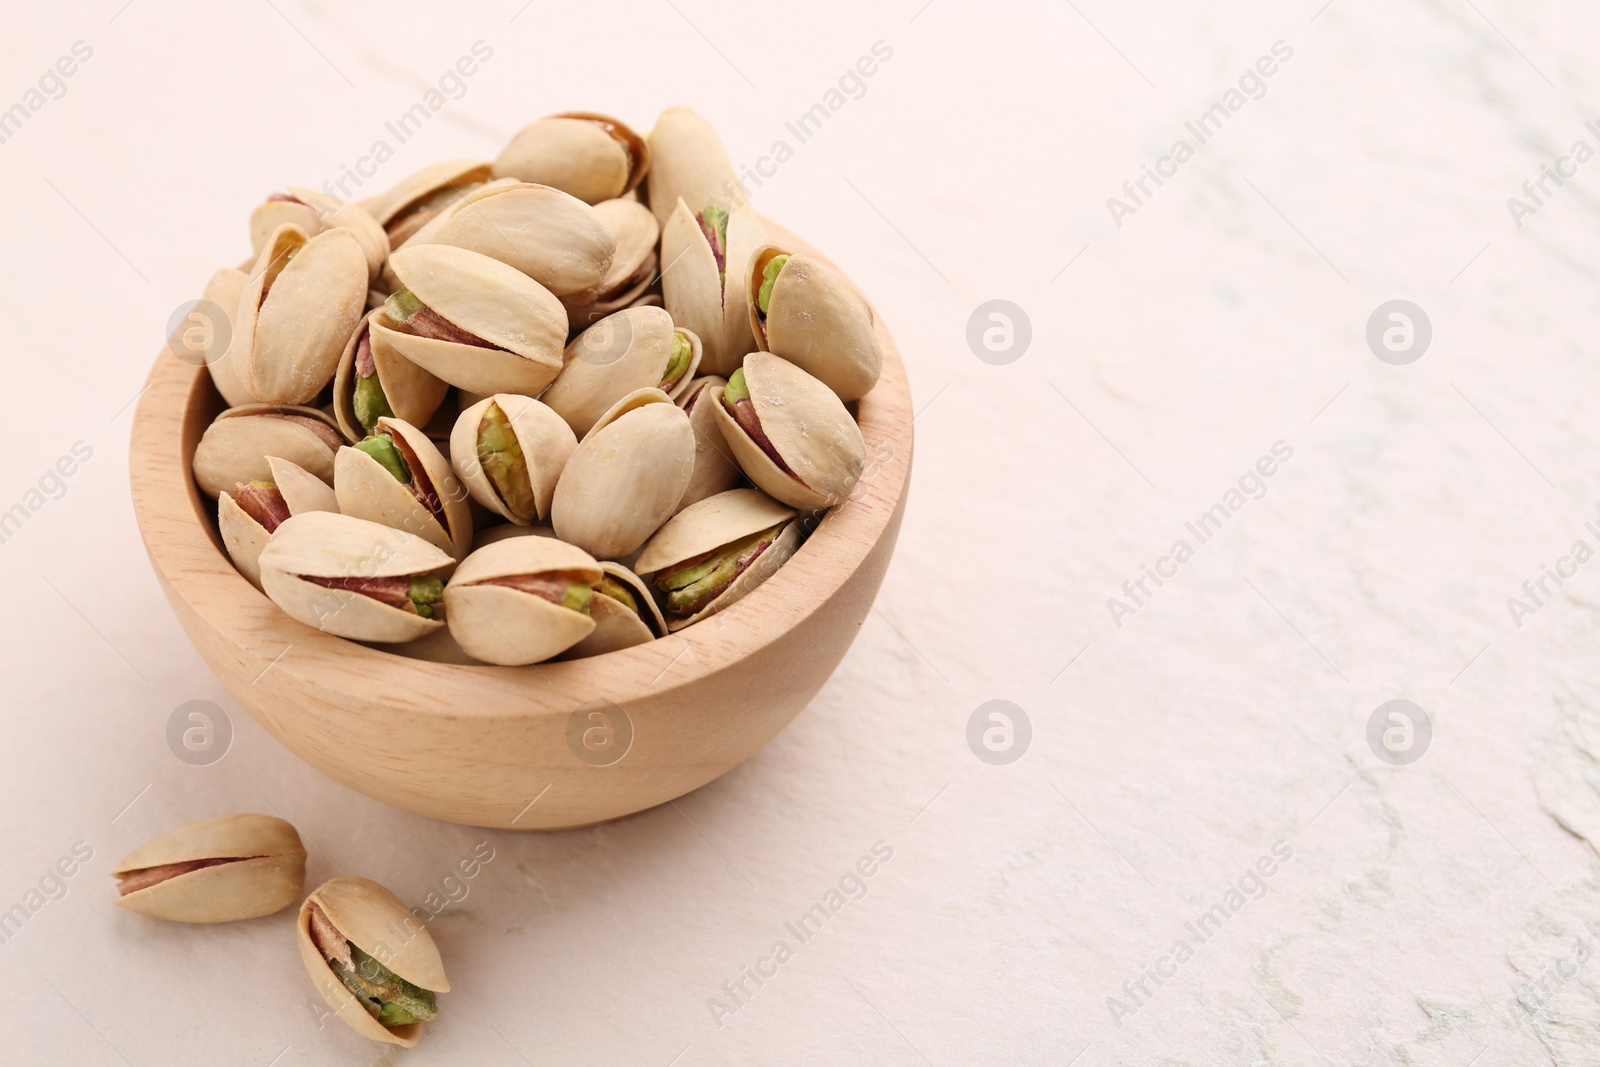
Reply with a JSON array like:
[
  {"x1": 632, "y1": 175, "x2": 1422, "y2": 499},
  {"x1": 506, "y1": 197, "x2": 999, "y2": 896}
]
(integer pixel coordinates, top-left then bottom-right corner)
[{"x1": 3, "y1": 1, "x2": 1598, "y2": 1064}]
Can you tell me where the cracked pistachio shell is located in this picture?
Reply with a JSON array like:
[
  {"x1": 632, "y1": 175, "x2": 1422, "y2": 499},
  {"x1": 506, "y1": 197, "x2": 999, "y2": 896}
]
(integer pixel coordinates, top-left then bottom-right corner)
[
  {"x1": 562, "y1": 562, "x2": 665, "y2": 659},
  {"x1": 235, "y1": 224, "x2": 368, "y2": 404},
  {"x1": 645, "y1": 106, "x2": 738, "y2": 229},
  {"x1": 362, "y1": 158, "x2": 492, "y2": 245},
  {"x1": 334, "y1": 417, "x2": 473, "y2": 560},
  {"x1": 450, "y1": 394, "x2": 576, "y2": 526},
  {"x1": 492, "y1": 112, "x2": 650, "y2": 205},
  {"x1": 563, "y1": 198, "x2": 659, "y2": 327},
  {"x1": 473, "y1": 523, "x2": 557, "y2": 546},
  {"x1": 250, "y1": 187, "x2": 390, "y2": 280},
  {"x1": 112, "y1": 814, "x2": 306, "y2": 923},
  {"x1": 298, "y1": 876, "x2": 450, "y2": 1047},
  {"x1": 661, "y1": 197, "x2": 766, "y2": 375},
  {"x1": 332, "y1": 309, "x2": 450, "y2": 442},
  {"x1": 374, "y1": 244, "x2": 567, "y2": 396},
  {"x1": 636, "y1": 488, "x2": 803, "y2": 630},
  {"x1": 220, "y1": 456, "x2": 338, "y2": 589},
  {"x1": 710, "y1": 353, "x2": 865, "y2": 510},
  {"x1": 404, "y1": 182, "x2": 615, "y2": 299},
  {"x1": 542, "y1": 308, "x2": 701, "y2": 437},
  {"x1": 444, "y1": 536, "x2": 602, "y2": 665},
  {"x1": 260, "y1": 512, "x2": 451, "y2": 643},
  {"x1": 201, "y1": 267, "x2": 254, "y2": 408},
  {"x1": 193, "y1": 404, "x2": 344, "y2": 497},
  {"x1": 675, "y1": 376, "x2": 743, "y2": 511},
  {"x1": 747, "y1": 246, "x2": 881, "y2": 402},
  {"x1": 550, "y1": 389, "x2": 695, "y2": 559}
]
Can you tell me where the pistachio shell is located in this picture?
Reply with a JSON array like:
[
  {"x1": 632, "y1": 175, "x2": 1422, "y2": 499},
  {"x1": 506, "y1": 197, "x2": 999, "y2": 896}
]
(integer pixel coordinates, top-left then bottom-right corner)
[
  {"x1": 645, "y1": 106, "x2": 738, "y2": 229},
  {"x1": 561, "y1": 562, "x2": 665, "y2": 659},
  {"x1": 235, "y1": 224, "x2": 368, "y2": 404},
  {"x1": 450, "y1": 394, "x2": 576, "y2": 525},
  {"x1": 674, "y1": 375, "x2": 744, "y2": 511},
  {"x1": 332, "y1": 309, "x2": 450, "y2": 442},
  {"x1": 444, "y1": 537, "x2": 602, "y2": 665},
  {"x1": 377, "y1": 244, "x2": 567, "y2": 395},
  {"x1": 563, "y1": 198, "x2": 659, "y2": 326},
  {"x1": 636, "y1": 488, "x2": 796, "y2": 573},
  {"x1": 363, "y1": 158, "x2": 492, "y2": 239},
  {"x1": 660, "y1": 198, "x2": 765, "y2": 375},
  {"x1": 334, "y1": 418, "x2": 473, "y2": 559},
  {"x1": 218, "y1": 457, "x2": 337, "y2": 589},
  {"x1": 259, "y1": 512, "x2": 450, "y2": 643},
  {"x1": 492, "y1": 112, "x2": 649, "y2": 204},
  {"x1": 409, "y1": 183, "x2": 614, "y2": 298},
  {"x1": 550, "y1": 389, "x2": 695, "y2": 559},
  {"x1": 542, "y1": 308, "x2": 701, "y2": 437},
  {"x1": 710, "y1": 353, "x2": 865, "y2": 510},
  {"x1": 193, "y1": 405, "x2": 343, "y2": 497},
  {"x1": 298, "y1": 875, "x2": 449, "y2": 1047},
  {"x1": 112, "y1": 814, "x2": 306, "y2": 923},
  {"x1": 747, "y1": 246, "x2": 882, "y2": 401},
  {"x1": 195, "y1": 267, "x2": 254, "y2": 408},
  {"x1": 636, "y1": 489, "x2": 803, "y2": 630},
  {"x1": 250, "y1": 188, "x2": 390, "y2": 280},
  {"x1": 473, "y1": 523, "x2": 557, "y2": 546}
]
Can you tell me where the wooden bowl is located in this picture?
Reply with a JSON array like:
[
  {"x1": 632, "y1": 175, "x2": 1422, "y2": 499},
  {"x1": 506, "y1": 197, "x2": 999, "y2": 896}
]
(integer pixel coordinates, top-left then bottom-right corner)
[{"x1": 129, "y1": 222, "x2": 912, "y2": 830}]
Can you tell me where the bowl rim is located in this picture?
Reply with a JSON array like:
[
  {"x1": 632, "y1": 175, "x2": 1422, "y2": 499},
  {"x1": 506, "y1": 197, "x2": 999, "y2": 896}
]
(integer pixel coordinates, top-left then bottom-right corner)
[{"x1": 129, "y1": 218, "x2": 914, "y2": 720}]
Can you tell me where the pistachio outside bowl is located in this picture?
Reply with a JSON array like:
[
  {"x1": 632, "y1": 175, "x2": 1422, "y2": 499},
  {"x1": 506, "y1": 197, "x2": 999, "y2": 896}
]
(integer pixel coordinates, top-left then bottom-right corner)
[{"x1": 128, "y1": 222, "x2": 912, "y2": 830}]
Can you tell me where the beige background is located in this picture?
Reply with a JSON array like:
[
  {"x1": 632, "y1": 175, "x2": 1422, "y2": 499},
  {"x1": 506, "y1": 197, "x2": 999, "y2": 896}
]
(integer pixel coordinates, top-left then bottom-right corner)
[{"x1": 3, "y1": 0, "x2": 1600, "y2": 1064}]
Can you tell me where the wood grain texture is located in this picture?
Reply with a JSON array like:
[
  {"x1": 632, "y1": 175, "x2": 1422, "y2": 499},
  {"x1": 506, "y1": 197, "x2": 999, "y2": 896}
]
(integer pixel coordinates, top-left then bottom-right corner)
[{"x1": 128, "y1": 221, "x2": 912, "y2": 830}]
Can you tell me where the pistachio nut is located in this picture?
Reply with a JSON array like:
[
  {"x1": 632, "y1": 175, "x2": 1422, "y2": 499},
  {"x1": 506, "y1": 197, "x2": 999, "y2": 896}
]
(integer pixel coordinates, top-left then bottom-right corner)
[
  {"x1": 542, "y1": 307, "x2": 702, "y2": 437},
  {"x1": 492, "y1": 112, "x2": 650, "y2": 205},
  {"x1": 372, "y1": 244, "x2": 567, "y2": 396},
  {"x1": 550, "y1": 389, "x2": 695, "y2": 559},
  {"x1": 219, "y1": 455, "x2": 338, "y2": 589},
  {"x1": 645, "y1": 106, "x2": 738, "y2": 229},
  {"x1": 332, "y1": 309, "x2": 450, "y2": 441},
  {"x1": 710, "y1": 353, "x2": 865, "y2": 510},
  {"x1": 450, "y1": 394, "x2": 575, "y2": 526},
  {"x1": 747, "y1": 245, "x2": 881, "y2": 401},
  {"x1": 234, "y1": 223, "x2": 369, "y2": 404},
  {"x1": 660, "y1": 197, "x2": 766, "y2": 374},
  {"x1": 444, "y1": 536, "x2": 603, "y2": 665},
  {"x1": 636, "y1": 488, "x2": 801, "y2": 630},
  {"x1": 403, "y1": 182, "x2": 615, "y2": 299},
  {"x1": 193, "y1": 404, "x2": 344, "y2": 497},
  {"x1": 200, "y1": 266, "x2": 254, "y2": 408},
  {"x1": 249, "y1": 187, "x2": 390, "y2": 280},
  {"x1": 334, "y1": 417, "x2": 473, "y2": 559},
  {"x1": 674, "y1": 375, "x2": 744, "y2": 511},
  {"x1": 361, "y1": 158, "x2": 492, "y2": 247},
  {"x1": 112, "y1": 814, "x2": 306, "y2": 923},
  {"x1": 298, "y1": 876, "x2": 450, "y2": 1047},
  {"x1": 563, "y1": 198, "x2": 660, "y2": 328},
  {"x1": 259, "y1": 512, "x2": 452, "y2": 643},
  {"x1": 561, "y1": 561, "x2": 666, "y2": 658}
]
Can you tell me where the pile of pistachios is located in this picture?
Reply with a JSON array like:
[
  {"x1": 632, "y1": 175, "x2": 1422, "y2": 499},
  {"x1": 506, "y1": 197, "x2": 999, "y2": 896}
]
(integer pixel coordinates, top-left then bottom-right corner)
[
  {"x1": 186, "y1": 107, "x2": 881, "y2": 665},
  {"x1": 112, "y1": 814, "x2": 448, "y2": 1047}
]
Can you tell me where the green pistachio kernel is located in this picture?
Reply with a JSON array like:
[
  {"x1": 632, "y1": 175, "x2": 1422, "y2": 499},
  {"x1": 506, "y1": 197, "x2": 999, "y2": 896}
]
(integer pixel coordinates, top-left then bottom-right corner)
[
  {"x1": 352, "y1": 373, "x2": 394, "y2": 436},
  {"x1": 354, "y1": 434, "x2": 410, "y2": 483},
  {"x1": 409, "y1": 575, "x2": 444, "y2": 619},
  {"x1": 335, "y1": 944, "x2": 438, "y2": 1026},
  {"x1": 757, "y1": 254, "x2": 788, "y2": 315},
  {"x1": 661, "y1": 331, "x2": 692, "y2": 389},
  {"x1": 563, "y1": 582, "x2": 594, "y2": 615},
  {"x1": 476, "y1": 403, "x2": 536, "y2": 522},
  {"x1": 724, "y1": 368, "x2": 750, "y2": 403},
  {"x1": 656, "y1": 524, "x2": 784, "y2": 612},
  {"x1": 595, "y1": 575, "x2": 639, "y2": 615},
  {"x1": 383, "y1": 289, "x2": 424, "y2": 323}
]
